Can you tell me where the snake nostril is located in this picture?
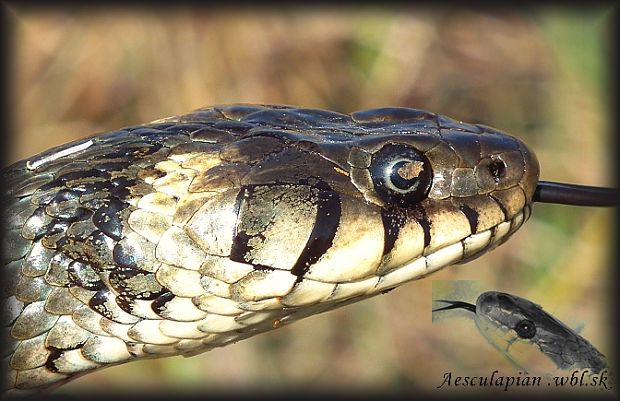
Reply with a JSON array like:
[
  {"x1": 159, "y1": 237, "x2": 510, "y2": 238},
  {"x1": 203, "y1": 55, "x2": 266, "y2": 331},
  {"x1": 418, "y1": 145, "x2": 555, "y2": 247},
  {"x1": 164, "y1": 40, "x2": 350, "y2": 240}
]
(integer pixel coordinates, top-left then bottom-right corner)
[{"x1": 488, "y1": 159, "x2": 506, "y2": 181}]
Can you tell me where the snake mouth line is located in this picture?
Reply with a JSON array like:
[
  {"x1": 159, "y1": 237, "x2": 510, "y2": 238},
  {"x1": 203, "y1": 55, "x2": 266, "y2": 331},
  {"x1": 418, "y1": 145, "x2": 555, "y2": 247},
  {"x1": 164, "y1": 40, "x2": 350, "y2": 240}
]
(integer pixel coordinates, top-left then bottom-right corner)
[
  {"x1": 253, "y1": 207, "x2": 531, "y2": 311},
  {"x1": 372, "y1": 206, "x2": 530, "y2": 292},
  {"x1": 267, "y1": 209, "x2": 530, "y2": 330}
]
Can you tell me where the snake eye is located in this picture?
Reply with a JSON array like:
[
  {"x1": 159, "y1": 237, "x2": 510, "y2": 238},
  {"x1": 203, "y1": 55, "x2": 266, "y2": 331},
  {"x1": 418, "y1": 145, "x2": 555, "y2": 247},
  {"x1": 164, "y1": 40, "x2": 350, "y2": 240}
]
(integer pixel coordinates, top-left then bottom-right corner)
[
  {"x1": 514, "y1": 319, "x2": 536, "y2": 339},
  {"x1": 369, "y1": 144, "x2": 432, "y2": 206}
]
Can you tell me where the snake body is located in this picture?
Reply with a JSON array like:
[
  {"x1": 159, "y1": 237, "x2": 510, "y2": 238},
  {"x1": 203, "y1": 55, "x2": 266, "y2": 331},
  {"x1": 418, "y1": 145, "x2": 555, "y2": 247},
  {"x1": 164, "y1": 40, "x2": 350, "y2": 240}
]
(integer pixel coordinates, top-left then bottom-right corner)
[
  {"x1": 435, "y1": 292, "x2": 607, "y2": 374},
  {"x1": 1, "y1": 104, "x2": 539, "y2": 394}
]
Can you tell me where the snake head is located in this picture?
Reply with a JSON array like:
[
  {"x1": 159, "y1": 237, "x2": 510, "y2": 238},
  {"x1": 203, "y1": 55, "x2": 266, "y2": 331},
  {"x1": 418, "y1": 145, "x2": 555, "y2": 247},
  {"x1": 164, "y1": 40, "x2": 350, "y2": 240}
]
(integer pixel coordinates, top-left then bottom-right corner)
[
  {"x1": 474, "y1": 291, "x2": 607, "y2": 373},
  {"x1": 171, "y1": 105, "x2": 542, "y2": 310},
  {"x1": 433, "y1": 291, "x2": 607, "y2": 374},
  {"x1": 274, "y1": 107, "x2": 542, "y2": 289}
]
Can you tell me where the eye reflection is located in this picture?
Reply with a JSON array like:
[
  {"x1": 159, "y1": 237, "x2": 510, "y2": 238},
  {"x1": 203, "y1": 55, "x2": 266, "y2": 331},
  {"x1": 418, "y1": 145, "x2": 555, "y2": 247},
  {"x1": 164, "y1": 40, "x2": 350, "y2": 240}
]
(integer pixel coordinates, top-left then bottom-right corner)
[
  {"x1": 369, "y1": 144, "x2": 432, "y2": 206},
  {"x1": 390, "y1": 160, "x2": 424, "y2": 190}
]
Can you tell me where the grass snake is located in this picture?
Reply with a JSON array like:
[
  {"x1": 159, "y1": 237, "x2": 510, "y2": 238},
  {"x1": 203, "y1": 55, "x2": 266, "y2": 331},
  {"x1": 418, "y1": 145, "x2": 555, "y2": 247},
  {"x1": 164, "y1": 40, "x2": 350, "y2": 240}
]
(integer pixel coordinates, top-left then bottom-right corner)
[
  {"x1": 0, "y1": 104, "x2": 615, "y2": 394},
  {"x1": 434, "y1": 291, "x2": 608, "y2": 375}
]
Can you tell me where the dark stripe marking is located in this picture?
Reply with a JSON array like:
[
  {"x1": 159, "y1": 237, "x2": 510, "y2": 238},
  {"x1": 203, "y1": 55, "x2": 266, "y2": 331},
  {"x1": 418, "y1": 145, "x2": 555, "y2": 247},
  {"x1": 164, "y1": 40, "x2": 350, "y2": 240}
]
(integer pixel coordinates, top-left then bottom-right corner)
[
  {"x1": 230, "y1": 230, "x2": 258, "y2": 265},
  {"x1": 380, "y1": 208, "x2": 407, "y2": 257},
  {"x1": 489, "y1": 194, "x2": 509, "y2": 221},
  {"x1": 290, "y1": 189, "x2": 342, "y2": 282},
  {"x1": 458, "y1": 204, "x2": 479, "y2": 234},
  {"x1": 414, "y1": 208, "x2": 432, "y2": 249},
  {"x1": 230, "y1": 186, "x2": 253, "y2": 264}
]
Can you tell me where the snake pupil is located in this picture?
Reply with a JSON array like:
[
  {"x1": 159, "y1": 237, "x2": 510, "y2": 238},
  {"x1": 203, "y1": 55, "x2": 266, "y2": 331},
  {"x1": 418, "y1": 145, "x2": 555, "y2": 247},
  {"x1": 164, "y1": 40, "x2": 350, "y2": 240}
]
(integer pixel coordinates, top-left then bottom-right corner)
[{"x1": 514, "y1": 319, "x2": 536, "y2": 339}]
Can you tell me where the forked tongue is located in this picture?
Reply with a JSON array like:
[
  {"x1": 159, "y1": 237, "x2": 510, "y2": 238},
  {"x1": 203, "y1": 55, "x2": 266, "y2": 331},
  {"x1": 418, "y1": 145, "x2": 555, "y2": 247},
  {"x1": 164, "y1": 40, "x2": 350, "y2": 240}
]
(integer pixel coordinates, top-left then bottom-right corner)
[{"x1": 533, "y1": 181, "x2": 617, "y2": 207}]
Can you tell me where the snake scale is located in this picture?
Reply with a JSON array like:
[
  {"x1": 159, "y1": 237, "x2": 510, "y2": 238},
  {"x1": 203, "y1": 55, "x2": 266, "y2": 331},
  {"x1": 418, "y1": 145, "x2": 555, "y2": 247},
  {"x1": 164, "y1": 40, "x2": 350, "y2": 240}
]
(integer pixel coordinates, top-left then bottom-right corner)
[{"x1": 2, "y1": 102, "x2": 598, "y2": 394}]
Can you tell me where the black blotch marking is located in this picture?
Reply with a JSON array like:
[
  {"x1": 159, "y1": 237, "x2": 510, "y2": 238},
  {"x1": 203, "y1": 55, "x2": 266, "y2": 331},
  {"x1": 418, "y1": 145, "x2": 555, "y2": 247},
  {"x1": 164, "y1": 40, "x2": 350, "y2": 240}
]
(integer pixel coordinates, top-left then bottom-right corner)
[
  {"x1": 93, "y1": 197, "x2": 126, "y2": 241},
  {"x1": 113, "y1": 242, "x2": 138, "y2": 269},
  {"x1": 290, "y1": 189, "x2": 341, "y2": 282},
  {"x1": 253, "y1": 264, "x2": 276, "y2": 271},
  {"x1": 44, "y1": 343, "x2": 85, "y2": 373},
  {"x1": 88, "y1": 290, "x2": 115, "y2": 320},
  {"x1": 380, "y1": 208, "x2": 407, "y2": 257},
  {"x1": 152, "y1": 291, "x2": 175, "y2": 315},
  {"x1": 230, "y1": 186, "x2": 271, "y2": 268},
  {"x1": 116, "y1": 295, "x2": 134, "y2": 315},
  {"x1": 110, "y1": 177, "x2": 136, "y2": 199},
  {"x1": 230, "y1": 183, "x2": 340, "y2": 278},
  {"x1": 458, "y1": 204, "x2": 479, "y2": 234},
  {"x1": 230, "y1": 231, "x2": 263, "y2": 265},
  {"x1": 45, "y1": 347, "x2": 64, "y2": 373}
]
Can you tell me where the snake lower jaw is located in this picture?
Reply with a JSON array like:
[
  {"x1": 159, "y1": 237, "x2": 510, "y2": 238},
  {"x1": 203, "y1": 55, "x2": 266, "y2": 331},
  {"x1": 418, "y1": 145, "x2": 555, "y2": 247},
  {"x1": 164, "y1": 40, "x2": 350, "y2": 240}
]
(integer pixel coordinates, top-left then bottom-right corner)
[
  {"x1": 455, "y1": 204, "x2": 532, "y2": 266},
  {"x1": 377, "y1": 203, "x2": 532, "y2": 290}
]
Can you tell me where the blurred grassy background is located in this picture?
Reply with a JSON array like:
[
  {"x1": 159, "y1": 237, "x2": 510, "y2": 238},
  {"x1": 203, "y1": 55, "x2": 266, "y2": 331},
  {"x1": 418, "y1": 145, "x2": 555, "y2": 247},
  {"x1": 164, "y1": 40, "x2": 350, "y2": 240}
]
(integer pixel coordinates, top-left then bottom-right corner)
[{"x1": 4, "y1": 4, "x2": 615, "y2": 396}]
